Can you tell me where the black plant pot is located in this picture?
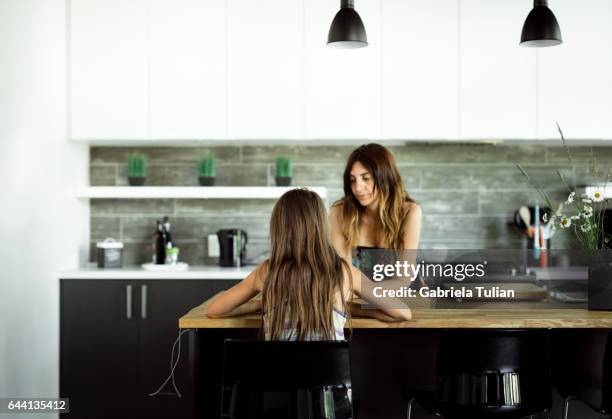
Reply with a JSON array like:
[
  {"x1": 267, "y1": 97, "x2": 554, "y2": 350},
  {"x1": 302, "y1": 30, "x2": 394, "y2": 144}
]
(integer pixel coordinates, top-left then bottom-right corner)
[
  {"x1": 128, "y1": 176, "x2": 146, "y2": 186},
  {"x1": 199, "y1": 176, "x2": 216, "y2": 186},
  {"x1": 588, "y1": 266, "x2": 612, "y2": 310},
  {"x1": 275, "y1": 176, "x2": 292, "y2": 186}
]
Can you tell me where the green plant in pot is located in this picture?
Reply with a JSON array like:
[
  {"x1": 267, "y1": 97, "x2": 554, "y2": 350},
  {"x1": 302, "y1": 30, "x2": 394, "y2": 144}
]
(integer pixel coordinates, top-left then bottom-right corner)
[
  {"x1": 128, "y1": 154, "x2": 147, "y2": 186},
  {"x1": 198, "y1": 154, "x2": 216, "y2": 186},
  {"x1": 275, "y1": 156, "x2": 293, "y2": 186}
]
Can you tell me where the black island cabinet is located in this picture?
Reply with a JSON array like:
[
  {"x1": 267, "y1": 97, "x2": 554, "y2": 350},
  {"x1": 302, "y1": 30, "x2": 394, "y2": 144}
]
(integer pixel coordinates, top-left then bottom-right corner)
[{"x1": 60, "y1": 279, "x2": 237, "y2": 419}]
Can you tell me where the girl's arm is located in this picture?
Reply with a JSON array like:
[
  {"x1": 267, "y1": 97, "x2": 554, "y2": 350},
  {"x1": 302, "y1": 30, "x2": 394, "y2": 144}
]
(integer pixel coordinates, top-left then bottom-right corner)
[
  {"x1": 348, "y1": 265, "x2": 412, "y2": 321},
  {"x1": 202, "y1": 263, "x2": 267, "y2": 318},
  {"x1": 348, "y1": 301, "x2": 404, "y2": 322}
]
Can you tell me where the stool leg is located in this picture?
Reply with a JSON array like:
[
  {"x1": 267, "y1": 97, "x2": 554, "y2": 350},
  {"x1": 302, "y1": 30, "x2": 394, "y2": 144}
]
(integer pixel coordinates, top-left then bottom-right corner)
[
  {"x1": 406, "y1": 398, "x2": 415, "y2": 419},
  {"x1": 563, "y1": 395, "x2": 575, "y2": 419}
]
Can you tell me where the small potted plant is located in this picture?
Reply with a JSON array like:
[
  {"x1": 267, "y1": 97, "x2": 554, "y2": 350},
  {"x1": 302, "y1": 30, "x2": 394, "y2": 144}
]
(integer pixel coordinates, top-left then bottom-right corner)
[
  {"x1": 128, "y1": 154, "x2": 147, "y2": 186},
  {"x1": 275, "y1": 156, "x2": 293, "y2": 186},
  {"x1": 198, "y1": 154, "x2": 216, "y2": 186}
]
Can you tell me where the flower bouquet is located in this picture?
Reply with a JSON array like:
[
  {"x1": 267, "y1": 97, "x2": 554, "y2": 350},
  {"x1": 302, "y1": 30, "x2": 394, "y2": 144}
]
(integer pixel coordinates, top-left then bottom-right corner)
[
  {"x1": 518, "y1": 124, "x2": 611, "y2": 310},
  {"x1": 517, "y1": 124, "x2": 610, "y2": 250}
]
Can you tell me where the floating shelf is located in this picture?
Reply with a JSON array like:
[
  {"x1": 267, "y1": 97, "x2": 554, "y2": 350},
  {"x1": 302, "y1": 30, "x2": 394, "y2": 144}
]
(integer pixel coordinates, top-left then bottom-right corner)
[{"x1": 77, "y1": 186, "x2": 328, "y2": 199}]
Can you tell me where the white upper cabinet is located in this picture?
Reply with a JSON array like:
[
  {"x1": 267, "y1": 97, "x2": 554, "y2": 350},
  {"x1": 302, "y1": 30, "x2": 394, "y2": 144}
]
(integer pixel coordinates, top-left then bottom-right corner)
[
  {"x1": 149, "y1": 0, "x2": 227, "y2": 139},
  {"x1": 70, "y1": 0, "x2": 148, "y2": 139},
  {"x1": 459, "y1": 0, "x2": 537, "y2": 140},
  {"x1": 227, "y1": 0, "x2": 303, "y2": 139},
  {"x1": 69, "y1": 0, "x2": 612, "y2": 141},
  {"x1": 304, "y1": 0, "x2": 381, "y2": 140},
  {"x1": 537, "y1": 0, "x2": 612, "y2": 140},
  {"x1": 381, "y1": 0, "x2": 459, "y2": 140}
]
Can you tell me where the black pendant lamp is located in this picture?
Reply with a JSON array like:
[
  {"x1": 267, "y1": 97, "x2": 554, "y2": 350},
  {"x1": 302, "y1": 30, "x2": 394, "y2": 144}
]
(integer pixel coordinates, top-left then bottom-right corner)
[
  {"x1": 520, "y1": 0, "x2": 562, "y2": 47},
  {"x1": 327, "y1": 0, "x2": 368, "y2": 48}
]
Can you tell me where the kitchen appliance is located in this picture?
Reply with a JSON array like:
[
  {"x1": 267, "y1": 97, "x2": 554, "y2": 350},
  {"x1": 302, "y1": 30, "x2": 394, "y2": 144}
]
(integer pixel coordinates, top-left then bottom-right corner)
[
  {"x1": 217, "y1": 229, "x2": 248, "y2": 267},
  {"x1": 96, "y1": 238, "x2": 124, "y2": 268}
]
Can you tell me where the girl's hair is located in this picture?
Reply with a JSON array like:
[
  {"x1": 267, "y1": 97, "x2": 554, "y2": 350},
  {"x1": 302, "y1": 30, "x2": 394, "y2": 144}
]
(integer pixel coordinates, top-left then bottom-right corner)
[
  {"x1": 262, "y1": 188, "x2": 352, "y2": 341},
  {"x1": 334, "y1": 143, "x2": 415, "y2": 250}
]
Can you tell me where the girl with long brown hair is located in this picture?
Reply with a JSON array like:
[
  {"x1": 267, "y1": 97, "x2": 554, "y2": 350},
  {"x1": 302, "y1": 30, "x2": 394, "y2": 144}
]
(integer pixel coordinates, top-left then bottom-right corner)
[
  {"x1": 330, "y1": 143, "x2": 422, "y2": 262},
  {"x1": 203, "y1": 188, "x2": 411, "y2": 340}
]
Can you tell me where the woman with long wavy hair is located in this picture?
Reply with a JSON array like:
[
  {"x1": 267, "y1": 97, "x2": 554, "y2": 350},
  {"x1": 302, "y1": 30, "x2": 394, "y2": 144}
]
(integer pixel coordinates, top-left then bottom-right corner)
[
  {"x1": 330, "y1": 144, "x2": 423, "y2": 292},
  {"x1": 203, "y1": 188, "x2": 411, "y2": 340}
]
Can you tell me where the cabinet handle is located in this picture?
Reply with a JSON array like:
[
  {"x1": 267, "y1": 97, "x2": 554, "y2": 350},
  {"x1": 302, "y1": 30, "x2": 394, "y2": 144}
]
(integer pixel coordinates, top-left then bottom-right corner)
[
  {"x1": 126, "y1": 285, "x2": 132, "y2": 319},
  {"x1": 141, "y1": 285, "x2": 148, "y2": 319}
]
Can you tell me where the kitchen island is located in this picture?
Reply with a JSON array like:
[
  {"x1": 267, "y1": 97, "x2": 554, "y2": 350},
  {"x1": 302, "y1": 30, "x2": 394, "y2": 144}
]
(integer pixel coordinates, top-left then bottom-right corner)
[
  {"x1": 180, "y1": 301, "x2": 612, "y2": 329},
  {"x1": 181, "y1": 300, "x2": 612, "y2": 419}
]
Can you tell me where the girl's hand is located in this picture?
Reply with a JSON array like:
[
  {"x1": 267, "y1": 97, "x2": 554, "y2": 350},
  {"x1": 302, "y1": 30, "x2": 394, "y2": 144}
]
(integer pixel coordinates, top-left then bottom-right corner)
[
  {"x1": 348, "y1": 301, "x2": 406, "y2": 322},
  {"x1": 368, "y1": 309, "x2": 404, "y2": 322}
]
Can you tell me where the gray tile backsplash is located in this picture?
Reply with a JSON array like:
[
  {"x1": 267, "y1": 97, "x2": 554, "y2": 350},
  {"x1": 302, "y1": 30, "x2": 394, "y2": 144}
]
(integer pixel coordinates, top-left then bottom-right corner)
[{"x1": 90, "y1": 144, "x2": 611, "y2": 265}]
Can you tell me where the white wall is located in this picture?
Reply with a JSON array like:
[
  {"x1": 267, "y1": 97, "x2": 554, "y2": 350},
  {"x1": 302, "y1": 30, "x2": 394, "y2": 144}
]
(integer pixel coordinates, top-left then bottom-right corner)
[{"x1": 0, "y1": 0, "x2": 88, "y2": 417}]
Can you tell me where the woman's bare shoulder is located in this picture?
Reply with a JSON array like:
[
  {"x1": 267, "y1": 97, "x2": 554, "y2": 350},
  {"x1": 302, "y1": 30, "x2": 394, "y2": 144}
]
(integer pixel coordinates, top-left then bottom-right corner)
[
  {"x1": 329, "y1": 201, "x2": 346, "y2": 226},
  {"x1": 330, "y1": 200, "x2": 344, "y2": 215},
  {"x1": 403, "y1": 201, "x2": 422, "y2": 218}
]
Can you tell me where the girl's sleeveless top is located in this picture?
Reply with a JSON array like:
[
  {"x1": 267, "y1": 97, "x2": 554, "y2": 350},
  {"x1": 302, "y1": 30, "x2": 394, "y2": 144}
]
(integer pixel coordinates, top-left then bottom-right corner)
[{"x1": 263, "y1": 308, "x2": 347, "y2": 341}]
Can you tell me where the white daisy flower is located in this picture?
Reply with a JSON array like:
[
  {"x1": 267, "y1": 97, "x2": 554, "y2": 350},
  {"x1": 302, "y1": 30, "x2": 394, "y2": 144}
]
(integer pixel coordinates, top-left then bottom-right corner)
[
  {"x1": 581, "y1": 206, "x2": 593, "y2": 218},
  {"x1": 592, "y1": 190, "x2": 604, "y2": 203},
  {"x1": 559, "y1": 216, "x2": 571, "y2": 228},
  {"x1": 580, "y1": 223, "x2": 593, "y2": 233},
  {"x1": 566, "y1": 192, "x2": 575, "y2": 204}
]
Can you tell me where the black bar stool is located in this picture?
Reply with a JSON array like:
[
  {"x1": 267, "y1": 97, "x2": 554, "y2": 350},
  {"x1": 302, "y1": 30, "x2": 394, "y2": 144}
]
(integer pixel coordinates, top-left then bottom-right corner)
[
  {"x1": 553, "y1": 329, "x2": 611, "y2": 419},
  {"x1": 220, "y1": 339, "x2": 353, "y2": 419},
  {"x1": 407, "y1": 330, "x2": 552, "y2": 419}
]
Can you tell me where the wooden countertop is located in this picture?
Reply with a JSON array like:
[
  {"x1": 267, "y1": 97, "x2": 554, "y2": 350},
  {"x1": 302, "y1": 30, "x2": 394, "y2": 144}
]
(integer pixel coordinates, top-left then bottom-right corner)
[{"x1": 179, "y1": 302, "x2": 612, "y2": 329}]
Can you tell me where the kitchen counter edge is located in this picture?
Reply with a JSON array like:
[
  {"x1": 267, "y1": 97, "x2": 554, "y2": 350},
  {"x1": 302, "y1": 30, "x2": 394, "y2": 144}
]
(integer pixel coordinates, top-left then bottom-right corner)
[{"x1": 58, "y1": 265, "x2": 256, "y2": 280}]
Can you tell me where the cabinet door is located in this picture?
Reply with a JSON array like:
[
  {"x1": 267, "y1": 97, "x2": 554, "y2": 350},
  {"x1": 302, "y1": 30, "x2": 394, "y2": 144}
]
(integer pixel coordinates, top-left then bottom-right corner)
[
  {"x1": 149, "y1": 0, "x2": 227, "y2": 140},
  {"x1": 459, "y1": 0, "x2": 536, "y2": 139},
  {"x1": 60, "y1": 280, "x2": 140, "y2": 419},
  {"x1": 137, "y1": 280, "x2": 239, "y2": 419},
  {"x1": 537, "y1": 0, "x2": 612, "y2": 140},
  {"x1": 70, "y1": 0, "x2": 148, "y2": 140},
  {"x1": 304, "y1": 0, "x2": 381, "y2": 140},
  {"x1": 381, "y1": 0, "x2": 458, "y2": 140},
  {"x1": 227, "y1": 0, "x2": 303, "y2": 139}
]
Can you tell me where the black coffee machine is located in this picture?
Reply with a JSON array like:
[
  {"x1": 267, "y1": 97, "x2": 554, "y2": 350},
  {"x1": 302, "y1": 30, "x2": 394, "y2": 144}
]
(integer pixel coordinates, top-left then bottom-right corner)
[{"x1": 217, "y1": 229, "x2": 248, "y2": 267}]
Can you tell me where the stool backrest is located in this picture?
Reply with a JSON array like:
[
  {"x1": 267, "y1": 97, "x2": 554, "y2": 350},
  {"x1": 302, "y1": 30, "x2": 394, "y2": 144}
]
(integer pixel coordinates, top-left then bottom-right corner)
[
  {"x1": 554, "y1": 329, "x2": 612, "y2": 413},
  {"x1": 435, "y1": 330, "x2": 552, "y2": 417},
  {"x1": 221, "y1": 339, "x2": 352, "y2": 419}
]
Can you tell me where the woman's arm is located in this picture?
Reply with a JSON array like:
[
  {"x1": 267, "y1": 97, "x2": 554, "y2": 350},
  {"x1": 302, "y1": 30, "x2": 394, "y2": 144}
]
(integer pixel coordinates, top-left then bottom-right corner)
[
  {"x1": 348, "y1": 265, "x2": 412, "y2": 321},
  {"x1": 202, "y1": 263, "x2": 267, "y2": 318},
  {"x1": 402, "y1": 203, "x2": 422, "y2": 250},
  {"x1": 329, "y1": 204, "x2": 351, "y2": 264},
  {"x1": 402, "y1": 203, "x2": 425, "y2": 287}
]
